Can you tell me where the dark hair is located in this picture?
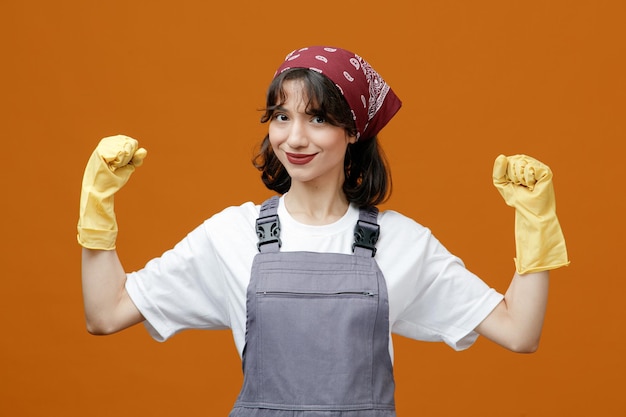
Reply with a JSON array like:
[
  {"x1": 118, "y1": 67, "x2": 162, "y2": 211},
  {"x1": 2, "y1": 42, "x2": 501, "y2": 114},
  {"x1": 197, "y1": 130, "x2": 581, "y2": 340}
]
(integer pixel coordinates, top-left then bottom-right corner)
[{"x1": 252, "y1": 68, "x2": 392, "y2": 207}]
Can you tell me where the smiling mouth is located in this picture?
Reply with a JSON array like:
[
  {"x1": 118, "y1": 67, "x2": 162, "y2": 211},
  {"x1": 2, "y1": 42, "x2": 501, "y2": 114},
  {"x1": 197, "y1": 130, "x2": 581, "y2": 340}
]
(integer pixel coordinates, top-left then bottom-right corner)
[{"x1": 286, "y1": 152, "x2": 317, "y2": 165}]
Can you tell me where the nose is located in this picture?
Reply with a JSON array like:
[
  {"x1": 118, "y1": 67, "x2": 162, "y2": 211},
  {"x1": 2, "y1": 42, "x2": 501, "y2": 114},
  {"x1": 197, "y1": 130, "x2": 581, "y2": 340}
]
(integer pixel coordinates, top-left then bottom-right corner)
[{"x1": 285, "y1": 119, "x2": 308, "y2": 149}]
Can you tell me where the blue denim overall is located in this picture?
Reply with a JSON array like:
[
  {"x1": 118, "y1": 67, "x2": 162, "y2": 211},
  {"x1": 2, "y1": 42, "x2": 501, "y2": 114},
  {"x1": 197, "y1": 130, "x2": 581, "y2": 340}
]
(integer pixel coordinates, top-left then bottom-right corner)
[{"x1": 229, "y1": 197, "x2": 396, "y2": 417}]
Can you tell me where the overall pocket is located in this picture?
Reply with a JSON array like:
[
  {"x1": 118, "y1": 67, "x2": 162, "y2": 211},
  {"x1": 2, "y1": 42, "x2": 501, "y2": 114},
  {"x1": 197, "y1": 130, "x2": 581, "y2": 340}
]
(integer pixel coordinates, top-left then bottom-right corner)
[{"x1": 256, "y1": 285, "x2": 379, "y2": 409}]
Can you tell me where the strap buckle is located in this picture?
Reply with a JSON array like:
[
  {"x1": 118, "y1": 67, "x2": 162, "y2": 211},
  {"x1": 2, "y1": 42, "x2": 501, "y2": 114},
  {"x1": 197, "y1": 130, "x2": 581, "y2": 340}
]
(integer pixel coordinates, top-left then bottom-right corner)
[
  {"x1": 256, "y1": 214, "x2": 282, "y2": 251},
  {"x1": 352, "y1": 220, "x2": 380, "y2": 256}
]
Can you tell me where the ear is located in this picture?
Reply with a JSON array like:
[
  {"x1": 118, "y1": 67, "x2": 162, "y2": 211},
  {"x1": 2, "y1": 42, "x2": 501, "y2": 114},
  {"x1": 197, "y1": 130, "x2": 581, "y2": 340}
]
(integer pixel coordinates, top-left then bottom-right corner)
[{"x1": 347, "y1": 134, "x2": 357, "y2": 144}]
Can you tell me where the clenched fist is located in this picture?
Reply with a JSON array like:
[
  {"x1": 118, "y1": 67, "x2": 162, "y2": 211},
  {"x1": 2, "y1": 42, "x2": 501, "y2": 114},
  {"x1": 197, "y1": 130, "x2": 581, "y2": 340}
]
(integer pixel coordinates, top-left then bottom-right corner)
[
  {"x1": 493, "y1": 154, "x2": 569, "y2": 274},
  {"x1": 77, "y1": 135, "x2": 147, "y2": 250}
]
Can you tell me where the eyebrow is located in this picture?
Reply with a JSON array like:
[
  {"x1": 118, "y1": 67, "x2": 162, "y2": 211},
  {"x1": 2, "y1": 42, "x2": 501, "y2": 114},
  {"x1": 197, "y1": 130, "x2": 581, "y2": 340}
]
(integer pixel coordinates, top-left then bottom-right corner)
[{"x1": 270, "y1": 103, "x2": 324, "y2": 116}]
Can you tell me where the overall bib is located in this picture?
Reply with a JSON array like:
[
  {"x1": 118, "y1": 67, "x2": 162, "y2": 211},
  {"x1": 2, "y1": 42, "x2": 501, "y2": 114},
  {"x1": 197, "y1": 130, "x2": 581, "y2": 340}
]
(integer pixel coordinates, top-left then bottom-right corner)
[{"x1": 229, "y1": 197, "x2": 396, "y2": 417}]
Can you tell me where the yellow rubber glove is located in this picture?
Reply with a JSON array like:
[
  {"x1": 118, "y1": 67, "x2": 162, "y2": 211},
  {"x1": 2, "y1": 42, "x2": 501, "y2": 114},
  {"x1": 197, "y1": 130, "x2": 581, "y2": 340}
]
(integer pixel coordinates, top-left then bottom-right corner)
[
  {"x1": 493, "y1": 154, "x2": 569, "y2": 274},
  {"x1": 77, "y1": 135, "x2": 147, "y2": 250}
]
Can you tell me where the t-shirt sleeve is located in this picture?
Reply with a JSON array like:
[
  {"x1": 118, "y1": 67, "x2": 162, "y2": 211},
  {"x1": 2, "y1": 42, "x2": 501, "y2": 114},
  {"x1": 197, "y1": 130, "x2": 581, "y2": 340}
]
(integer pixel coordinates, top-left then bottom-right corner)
[
  {"x1": 125, "y1": 221, "x2": 231, "y2": 341},
  {"x1": 381, "y1": 211, "x2": 504, "y2": 351},
  {"x1": 125, "y1": 203, "x2": 260, "y2": 342}
]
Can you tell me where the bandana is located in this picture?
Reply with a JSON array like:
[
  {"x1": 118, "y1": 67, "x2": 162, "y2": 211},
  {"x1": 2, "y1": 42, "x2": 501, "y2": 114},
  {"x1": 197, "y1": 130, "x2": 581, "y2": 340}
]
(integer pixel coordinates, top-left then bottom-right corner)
[{"x1": 274, "y1": 46, "x2": 402, "y2": 141}]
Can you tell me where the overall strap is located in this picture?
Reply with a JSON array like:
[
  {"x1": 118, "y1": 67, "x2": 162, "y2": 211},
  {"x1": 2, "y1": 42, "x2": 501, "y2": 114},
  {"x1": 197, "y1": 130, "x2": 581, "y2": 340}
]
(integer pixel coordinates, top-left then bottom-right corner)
[
  {"x1": 353, "y1": 206, "x2": 380, "y2": 258},
  {"x1": 256, "y1": 197, "x2": 380, "y2": 256},
  {"x1": 256, "y1": 196, "x2": 281, "y2": 253}
]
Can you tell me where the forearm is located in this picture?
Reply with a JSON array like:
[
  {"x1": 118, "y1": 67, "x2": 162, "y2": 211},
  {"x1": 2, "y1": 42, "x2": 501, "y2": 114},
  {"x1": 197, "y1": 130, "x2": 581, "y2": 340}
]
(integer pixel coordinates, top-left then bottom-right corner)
[
  {"x1": 78, "y1": 136, "x2": 147, "y2": 334},
  {"x1": 81, "y1": 248, "x2": 143, "y2": 334},
  {"x1": 482, "y1": 154, "x2": 566, "y2": 352},
  {"x1": 476, "y1": 270, "x2": 549, "y2": 353},
  {"x1": 502, "y1": 270, "x2": 550, "y2": 351}
]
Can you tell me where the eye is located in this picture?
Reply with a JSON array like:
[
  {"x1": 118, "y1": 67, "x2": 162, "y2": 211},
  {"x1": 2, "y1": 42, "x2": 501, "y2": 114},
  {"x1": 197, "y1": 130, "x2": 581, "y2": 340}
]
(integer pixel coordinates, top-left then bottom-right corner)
[
  {"x1": 273, "y1": 113, "x2": 288, "y2": 122},
  {"x1": 312, "y1": 115, "x2": 326, "y2": 124}
]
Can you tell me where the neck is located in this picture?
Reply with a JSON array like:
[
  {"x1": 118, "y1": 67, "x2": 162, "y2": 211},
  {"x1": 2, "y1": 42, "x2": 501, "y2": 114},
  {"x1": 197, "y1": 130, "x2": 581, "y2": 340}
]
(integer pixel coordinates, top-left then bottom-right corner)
[{"x1": 284, "y1": 182, "x2": 350, "y2": 225}]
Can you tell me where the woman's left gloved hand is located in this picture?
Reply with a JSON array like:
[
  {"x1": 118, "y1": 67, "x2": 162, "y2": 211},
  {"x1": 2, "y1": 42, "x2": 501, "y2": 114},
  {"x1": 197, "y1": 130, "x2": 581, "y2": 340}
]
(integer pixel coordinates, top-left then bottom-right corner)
[{"x1": 493, "y1": 154, "x2": 570, "y2": 274}]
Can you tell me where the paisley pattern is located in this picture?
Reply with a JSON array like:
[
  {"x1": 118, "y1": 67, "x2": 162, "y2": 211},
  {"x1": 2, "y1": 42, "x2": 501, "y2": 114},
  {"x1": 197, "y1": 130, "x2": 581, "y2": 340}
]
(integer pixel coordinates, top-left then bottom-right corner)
[{"x1": 275, "y1": 46, "x2": 402, "y2": 141}]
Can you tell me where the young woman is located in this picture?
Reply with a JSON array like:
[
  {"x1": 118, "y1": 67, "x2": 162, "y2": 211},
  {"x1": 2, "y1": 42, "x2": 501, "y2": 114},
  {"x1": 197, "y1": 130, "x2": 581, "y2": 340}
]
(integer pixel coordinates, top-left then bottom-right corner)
[{"x1": 78, "y1": 46, "x2": 569, "y2": 416}]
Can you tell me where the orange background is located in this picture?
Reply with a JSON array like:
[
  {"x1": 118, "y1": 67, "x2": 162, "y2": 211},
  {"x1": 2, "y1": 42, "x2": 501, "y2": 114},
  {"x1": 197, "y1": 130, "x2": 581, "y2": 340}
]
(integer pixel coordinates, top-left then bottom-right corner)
[{"x1": 1, "y1": 1, "x2": 624, "y2": 416}]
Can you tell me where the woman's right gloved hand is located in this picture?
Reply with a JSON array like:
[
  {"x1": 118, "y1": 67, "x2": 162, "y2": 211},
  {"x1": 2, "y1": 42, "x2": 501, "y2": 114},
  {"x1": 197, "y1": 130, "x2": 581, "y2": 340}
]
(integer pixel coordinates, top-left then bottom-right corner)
[{"x1": 77, "y1": 135, "x2": 147, "y2": 250}]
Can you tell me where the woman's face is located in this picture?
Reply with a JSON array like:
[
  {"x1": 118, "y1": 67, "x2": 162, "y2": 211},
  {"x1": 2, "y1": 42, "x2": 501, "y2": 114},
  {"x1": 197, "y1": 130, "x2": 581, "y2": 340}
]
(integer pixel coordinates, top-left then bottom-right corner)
[{"x1": 268, "y1": 80, "x2": 356, "y2": 188}]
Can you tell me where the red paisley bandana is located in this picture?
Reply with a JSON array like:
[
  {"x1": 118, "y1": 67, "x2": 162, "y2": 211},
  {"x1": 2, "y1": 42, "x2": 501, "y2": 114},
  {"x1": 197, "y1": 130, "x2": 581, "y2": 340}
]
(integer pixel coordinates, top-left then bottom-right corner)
[{"x1": 274, "y1": 46, "x2": 402, "y2": 141}]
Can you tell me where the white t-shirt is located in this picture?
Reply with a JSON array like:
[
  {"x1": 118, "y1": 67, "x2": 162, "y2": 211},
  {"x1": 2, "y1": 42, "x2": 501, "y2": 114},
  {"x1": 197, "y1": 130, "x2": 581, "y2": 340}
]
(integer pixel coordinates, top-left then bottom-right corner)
[{"x1": 125, "y1": 196, "x2": 503, "y2": 358}]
